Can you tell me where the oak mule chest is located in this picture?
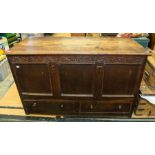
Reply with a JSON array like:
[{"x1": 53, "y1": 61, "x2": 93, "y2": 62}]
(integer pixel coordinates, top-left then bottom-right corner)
[{"x1": 6, "y1": 37, "x2": 148, "y2": 118}]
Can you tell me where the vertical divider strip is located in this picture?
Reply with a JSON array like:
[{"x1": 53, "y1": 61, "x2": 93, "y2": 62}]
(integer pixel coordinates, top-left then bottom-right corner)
[
  {"x1": 94, "y1": 65, "x2": 104, "y2": 98},
  {"x1": 50, "y1": 64, "x2": 61, "y2": 97}
]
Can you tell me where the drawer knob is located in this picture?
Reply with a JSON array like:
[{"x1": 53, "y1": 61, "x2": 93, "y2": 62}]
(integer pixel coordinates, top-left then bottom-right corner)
[
  {"x1": 16, "y1": 65, "x2": 20, "y2": 69},
  {"x1": 90, "y1": 104, "x2": 93, "y2": 109},
  {"x1": 118, "y1": 105, "x2": 122, "y2": 110},
  {"x1": 33, "y1": 102, "x2": 37, "y2": 107},
  {"x1": 60, "y1": 104, "x2": 64, "y2": 108}
]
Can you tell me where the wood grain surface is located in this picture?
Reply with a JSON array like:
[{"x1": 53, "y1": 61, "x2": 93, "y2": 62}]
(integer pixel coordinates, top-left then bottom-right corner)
[{"x1": 6, "y1": 37, "x2": 147, "y2": 55}]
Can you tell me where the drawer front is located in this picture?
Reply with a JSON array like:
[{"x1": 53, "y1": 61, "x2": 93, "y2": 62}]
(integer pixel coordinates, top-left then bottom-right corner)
[
  {"x1": 81, "y1": 103, "x2": 132, "y2": 113},
  {"x1": 24, "y1": 100, "x2": 79, "y2": 115},
  {"x1": 24, "y1": 98, "x2": 134, "y2": 115},
  {"x1": 80, "y1": 98, "x2": 134, "y2": 113}
]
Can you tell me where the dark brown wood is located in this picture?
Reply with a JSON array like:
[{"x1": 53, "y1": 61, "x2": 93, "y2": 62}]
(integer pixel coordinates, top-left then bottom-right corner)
[
  {"x1": 6, "y1": 37, "x2": 148, "y2": 117},
  {"x1": 94, "y1": 65, "x2": 104, "y2": 98},
  {"x1": 102, "y1": 64, "x2": 143, "y2": 95},
  {"x1": 24, "y1": 100, "x2": 80, "y2": 115},
  {"x1": 59, "y1": 64, "x2": 95, "y2": 96},
  {"x1": 80, "y1": 97, "x2": 133, "y2": 113},
  {"x1": 12, "y1": 63, "x2": 52, "y2": 94},
  {"x1": 50, "y1": 64, "x2": 61, "y2": 96}
]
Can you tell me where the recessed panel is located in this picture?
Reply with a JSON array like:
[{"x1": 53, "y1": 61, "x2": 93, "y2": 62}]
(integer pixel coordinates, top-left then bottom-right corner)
[
  {"x1": 59, "y1": 64, "x2": 95, "y2": 95},
  {"x1": 14, "y1": 64, "x2": 52, "y2": 93},
  {"x1": 102, "y1": 65, "x2": 140, "y2": 94}
]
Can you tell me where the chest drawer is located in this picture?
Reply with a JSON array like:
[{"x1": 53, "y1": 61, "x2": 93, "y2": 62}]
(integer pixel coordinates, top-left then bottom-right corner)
[
  {"x1": 24, "y1": 100, "x2": 79, "y2": 115},
  {"x1": 81, "y1": 103, "x2": 132, "y2": 113},
  {"x1": 81, "y1": 97, "x2": 134, "y2": 113},
  {"x1": 80, "y1": 98, "x2": 134, "y2": 113}
]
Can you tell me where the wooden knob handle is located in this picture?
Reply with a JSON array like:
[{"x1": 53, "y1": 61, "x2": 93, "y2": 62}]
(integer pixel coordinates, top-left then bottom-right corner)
[
  {"x1": 90, "y1": 104, "x2": 93, "y2": 109},
  {"x1": 118, "y1": 105, "x2": 122, "y2": 110},
  {"x1": 16, "y1": 65, "x2": 20, "y2": 69},
  {"x1": 60, "y1": 104, "x2": 64, "y2": 108},
  {"x1": 33, "y1": 102, "x2": 37, "y2": 107}
]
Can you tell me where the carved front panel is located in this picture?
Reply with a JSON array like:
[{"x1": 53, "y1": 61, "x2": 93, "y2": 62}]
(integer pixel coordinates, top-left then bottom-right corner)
[{"x1": 8, "y1": 55, "x2": 146, "y2": 64}]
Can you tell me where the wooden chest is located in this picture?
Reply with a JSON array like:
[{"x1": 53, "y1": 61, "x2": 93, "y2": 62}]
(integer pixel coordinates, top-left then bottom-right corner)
[{"x1": 6, "y1": 37, "x2": 148, "y2": 117}]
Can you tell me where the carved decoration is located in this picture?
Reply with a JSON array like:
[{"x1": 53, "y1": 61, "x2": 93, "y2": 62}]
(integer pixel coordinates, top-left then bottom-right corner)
[
  {"x1": 104, "y1": 55, "x2": 146, "y2": 64},
  {"x1": 8, "y1": 55, "x2": 145, "y2": 64}
]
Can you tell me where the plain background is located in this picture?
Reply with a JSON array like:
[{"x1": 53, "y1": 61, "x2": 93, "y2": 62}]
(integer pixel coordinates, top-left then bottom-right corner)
[{"x1": 1, "y1": 0, "x2": 155, "y2": 155}]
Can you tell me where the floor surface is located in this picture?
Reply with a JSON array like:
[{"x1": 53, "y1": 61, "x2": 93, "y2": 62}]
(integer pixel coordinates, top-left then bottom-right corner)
[{"x1": 0, "y1": 73, "x2": 14, "y2": 98}]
